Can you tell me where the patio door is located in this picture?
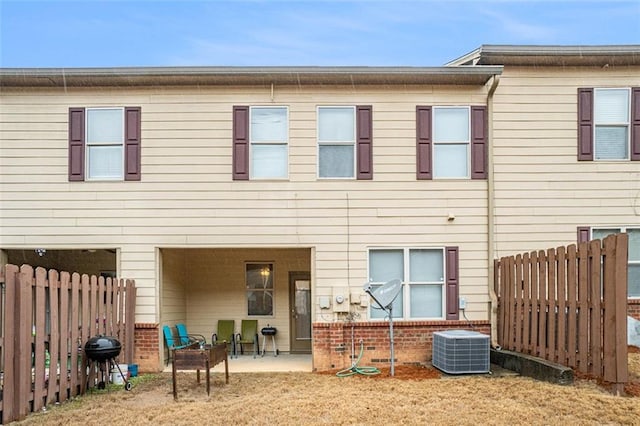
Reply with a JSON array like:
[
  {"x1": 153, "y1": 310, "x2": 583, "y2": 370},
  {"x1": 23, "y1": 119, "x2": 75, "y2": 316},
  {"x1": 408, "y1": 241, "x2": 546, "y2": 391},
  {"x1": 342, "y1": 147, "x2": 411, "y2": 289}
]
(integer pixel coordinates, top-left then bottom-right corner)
[{"x1": 289, "y1": 272, "x2": 311, "y2": 353}]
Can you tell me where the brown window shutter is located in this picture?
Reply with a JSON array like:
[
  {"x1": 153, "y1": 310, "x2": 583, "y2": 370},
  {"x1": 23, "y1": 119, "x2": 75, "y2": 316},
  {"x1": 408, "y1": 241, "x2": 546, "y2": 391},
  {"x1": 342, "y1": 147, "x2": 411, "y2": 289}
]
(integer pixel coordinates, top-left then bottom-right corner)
[
  {"x1": 416, "y1": 106, "x2": 432, "y2": 180},
  {"x1": 356, "y1": 105, "x2": 373, "y2": 180},
  {"x1": 577, "y1": 88, "x2": 594, "y2": 161},
  {"x1": 445, "y1": 246, "x2": 459, "y2": 320},
  {"x1": 232, "y1": 106, "x2": 250, "y2": 180},
  {"x1": 68, "y1": 108, "x2": 85, "y2": 181},
  {"x1": 470, "y1": 106, "x2": 488, "y2": 179},
  {"x1": 124, "y1": 107, "x2": 141, "y2": 181},
  {"x1": 577, "y1": 226, "x2": 591, "y2": 243},
  {"x1": 631, "y1": 87, "x2": 640, "y2": 161}
]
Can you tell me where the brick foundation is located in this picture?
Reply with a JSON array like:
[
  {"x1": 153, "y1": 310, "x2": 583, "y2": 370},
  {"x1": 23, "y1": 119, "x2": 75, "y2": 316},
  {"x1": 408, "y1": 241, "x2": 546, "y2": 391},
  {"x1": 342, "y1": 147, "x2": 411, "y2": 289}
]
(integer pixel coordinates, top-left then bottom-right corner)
[
  {"x1": 312, "y1": 320, "x2": 490, "y2": 371},
  {"x1": 134, "y1": 323, "x2": 162, "y2": 373},
  {"x1": 629, "y1": 299, "x2": 640, "y2": 321}
]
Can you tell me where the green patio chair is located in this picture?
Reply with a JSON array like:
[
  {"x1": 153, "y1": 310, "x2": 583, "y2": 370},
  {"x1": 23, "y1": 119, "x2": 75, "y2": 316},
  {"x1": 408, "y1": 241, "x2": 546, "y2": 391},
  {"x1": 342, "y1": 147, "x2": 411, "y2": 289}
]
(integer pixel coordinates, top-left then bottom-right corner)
[
  {"x1": 235, "y1": 319, "x2": 259, "y2": 358},
  {"x1": 212, "y1": 320, "x2": 236, "y2": 358}
]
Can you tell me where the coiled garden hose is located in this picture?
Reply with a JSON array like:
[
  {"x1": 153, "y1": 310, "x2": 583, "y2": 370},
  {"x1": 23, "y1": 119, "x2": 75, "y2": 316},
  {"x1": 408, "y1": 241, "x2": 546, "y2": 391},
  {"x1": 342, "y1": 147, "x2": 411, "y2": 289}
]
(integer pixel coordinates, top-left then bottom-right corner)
[{"x1": 336, "y1": 340, "x2": 380, "y2": 377}]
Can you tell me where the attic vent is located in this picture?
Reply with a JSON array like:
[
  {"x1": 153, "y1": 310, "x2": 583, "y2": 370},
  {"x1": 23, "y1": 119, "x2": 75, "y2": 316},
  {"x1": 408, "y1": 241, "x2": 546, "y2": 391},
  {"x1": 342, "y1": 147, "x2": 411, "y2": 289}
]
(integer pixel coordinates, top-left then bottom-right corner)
[{"x1": 432, "y1": 330, "x2": 490, "y2": 374}]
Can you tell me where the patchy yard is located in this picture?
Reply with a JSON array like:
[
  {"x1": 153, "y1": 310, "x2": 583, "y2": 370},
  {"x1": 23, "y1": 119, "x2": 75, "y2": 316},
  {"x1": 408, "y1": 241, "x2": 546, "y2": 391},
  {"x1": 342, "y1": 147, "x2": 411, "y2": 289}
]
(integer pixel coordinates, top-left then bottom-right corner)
[{"x1": 16, "y1": 352, "x2": 640, "y2": 426}]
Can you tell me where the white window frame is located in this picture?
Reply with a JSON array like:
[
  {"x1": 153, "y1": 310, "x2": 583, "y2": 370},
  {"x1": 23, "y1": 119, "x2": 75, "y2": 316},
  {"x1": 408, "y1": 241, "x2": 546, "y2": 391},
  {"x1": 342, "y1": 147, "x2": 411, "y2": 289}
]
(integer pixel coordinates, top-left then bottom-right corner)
[
  {"x1": 245, "y1": 262, "x2": 275, "y2": 317},
  {"x1": 317, "y1": 105, "x2": 356, "y2": 179},
  {"x1": 249, "y1": 106, "x2": 289, "y2": 180},
  {"x1": 367, "y1": 247, "x2": 446, "y2": 320},
  {"x1": 591, "y1": 226, "x2": 640, "y2": 298},
  {"x1": 433, "y1": 106, "x2": 471, "y2": 179},
  {"x1": 85, "y1": 107, "x2": 125, "y2": 181},
  {"x1": 593, "y1": 88, "x2": 631, "y2": 161}
]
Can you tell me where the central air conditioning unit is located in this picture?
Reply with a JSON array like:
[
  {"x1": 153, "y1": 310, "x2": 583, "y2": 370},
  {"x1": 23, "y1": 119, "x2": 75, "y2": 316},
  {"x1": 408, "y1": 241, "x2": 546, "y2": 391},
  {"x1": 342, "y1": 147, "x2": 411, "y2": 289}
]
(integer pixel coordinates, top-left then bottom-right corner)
[{"x1": 432, "y1": 330, "x2": 490, "y2": 374}]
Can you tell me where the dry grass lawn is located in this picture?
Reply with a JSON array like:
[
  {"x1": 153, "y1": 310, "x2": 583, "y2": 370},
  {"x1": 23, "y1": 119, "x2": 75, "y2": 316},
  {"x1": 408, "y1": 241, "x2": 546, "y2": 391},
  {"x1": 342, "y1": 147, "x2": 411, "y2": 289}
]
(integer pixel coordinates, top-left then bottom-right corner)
[{"x1": 15, "y1": 352, "x2": 640, "y2": 426}]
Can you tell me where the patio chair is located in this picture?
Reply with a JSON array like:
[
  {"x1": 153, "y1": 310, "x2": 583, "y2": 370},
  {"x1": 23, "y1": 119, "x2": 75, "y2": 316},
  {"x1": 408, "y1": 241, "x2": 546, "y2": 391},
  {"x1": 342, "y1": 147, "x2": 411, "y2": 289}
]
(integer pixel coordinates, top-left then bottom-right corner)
[
  {"x1": 212, "y1": 319, "x2": 236, "y2": 358},
  {"x1": 235, "y1": 319, "x2": 259, "y2": 358},
  {"x1": 175, "y1": 323, "x2": 207, "y2": 347},
  {"x1": 163, "y1": 325, "x2": 188, "y2": 363}
]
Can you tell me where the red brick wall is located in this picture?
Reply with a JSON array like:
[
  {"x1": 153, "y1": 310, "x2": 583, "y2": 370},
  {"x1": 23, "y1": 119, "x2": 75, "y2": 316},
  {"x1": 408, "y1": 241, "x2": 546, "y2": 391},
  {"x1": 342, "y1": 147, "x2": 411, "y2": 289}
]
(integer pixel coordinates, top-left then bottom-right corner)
[
  {"x1": 629, "y1": 299, "x2": 640, "y2": 321},
  {"x1": 312, "y1": 320, "x2": 490, "y2": 371},
  {"x1": 133, "y1": 323, "x2": 162, "y2": 373}
]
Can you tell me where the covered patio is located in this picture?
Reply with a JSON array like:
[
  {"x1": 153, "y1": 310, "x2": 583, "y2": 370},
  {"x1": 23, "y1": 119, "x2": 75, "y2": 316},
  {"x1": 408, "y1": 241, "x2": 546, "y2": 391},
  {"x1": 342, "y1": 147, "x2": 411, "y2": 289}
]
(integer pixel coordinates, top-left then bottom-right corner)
[{"x1": 159, "y1": 247, "x2": 313, "y2": 369}]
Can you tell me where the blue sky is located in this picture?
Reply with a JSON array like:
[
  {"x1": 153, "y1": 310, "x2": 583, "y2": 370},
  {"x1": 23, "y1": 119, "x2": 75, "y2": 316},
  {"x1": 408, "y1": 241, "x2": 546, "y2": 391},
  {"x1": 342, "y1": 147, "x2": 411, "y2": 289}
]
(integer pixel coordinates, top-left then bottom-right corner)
[{"x1": 1, "y1": 0, "x2": 639, "y2": 68}]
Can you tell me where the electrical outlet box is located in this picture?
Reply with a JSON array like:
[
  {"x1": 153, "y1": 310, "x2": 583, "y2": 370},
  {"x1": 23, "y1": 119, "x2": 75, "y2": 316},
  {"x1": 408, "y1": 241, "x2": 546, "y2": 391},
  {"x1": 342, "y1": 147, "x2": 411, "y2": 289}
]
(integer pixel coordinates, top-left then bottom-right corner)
[
  {"x1": 459, "y1": 298, "x2": 466, "y2": 310},
  {"x1": 319, "y1": 296, "x2": 331, "y2": 309},
  {"x1": 360, "y1": 294, "x2": 369, "y2": 307},
  {"x1": 350, "y1": 291, "x2": 361, "y2": 305},
  {"x1": 332, "y1": 288, "x2": 349, "y2": 312}
]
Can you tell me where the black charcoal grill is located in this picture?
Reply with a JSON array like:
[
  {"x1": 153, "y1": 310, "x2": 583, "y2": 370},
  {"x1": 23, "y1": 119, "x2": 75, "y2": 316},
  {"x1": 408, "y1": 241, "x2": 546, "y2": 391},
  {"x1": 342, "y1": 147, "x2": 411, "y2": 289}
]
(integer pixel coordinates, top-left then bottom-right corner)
[
  {"x1": 84, "y1": 335, "x2": 132, "y2": 391},
  {"x1": 260, "y1": 326, "x2": 278, "y2": 357}
]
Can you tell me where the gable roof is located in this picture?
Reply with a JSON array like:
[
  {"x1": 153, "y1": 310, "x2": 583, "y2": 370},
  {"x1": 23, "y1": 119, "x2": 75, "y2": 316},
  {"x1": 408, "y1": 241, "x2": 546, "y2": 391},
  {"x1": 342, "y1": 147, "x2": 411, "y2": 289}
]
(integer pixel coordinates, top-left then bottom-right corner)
[
  {"x1": 0, "y1": 66, "x2": 502, "y2": 88},
  {"x1": 446, "y1": 45, "x2": 640, "y2": 67}
]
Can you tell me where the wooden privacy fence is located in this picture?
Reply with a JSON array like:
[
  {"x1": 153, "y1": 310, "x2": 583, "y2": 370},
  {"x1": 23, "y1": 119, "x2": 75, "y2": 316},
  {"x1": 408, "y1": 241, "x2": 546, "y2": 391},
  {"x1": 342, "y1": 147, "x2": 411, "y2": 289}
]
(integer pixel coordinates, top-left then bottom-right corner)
[
  {"x1": 494, "y1": 233, "x2": 628, "y2": 393},
  {"x1": 0, "y1": 264, "x2": 136, "y2": 424}
]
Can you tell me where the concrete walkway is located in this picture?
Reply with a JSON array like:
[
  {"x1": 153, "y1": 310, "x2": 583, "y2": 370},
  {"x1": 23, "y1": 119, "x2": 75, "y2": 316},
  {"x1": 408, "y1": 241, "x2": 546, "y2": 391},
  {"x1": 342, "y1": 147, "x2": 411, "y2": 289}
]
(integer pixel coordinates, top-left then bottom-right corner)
[{"x1": 164, "y1": 353, "x2": 313, "y2": 374}]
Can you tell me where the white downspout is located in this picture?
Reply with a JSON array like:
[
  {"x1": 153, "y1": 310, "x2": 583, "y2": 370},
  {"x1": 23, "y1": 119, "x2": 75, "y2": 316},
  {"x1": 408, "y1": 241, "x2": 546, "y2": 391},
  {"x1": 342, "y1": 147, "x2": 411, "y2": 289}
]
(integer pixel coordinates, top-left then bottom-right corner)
[{"x1": 487, "y1": 75, "x2": 501, "y2": 349}]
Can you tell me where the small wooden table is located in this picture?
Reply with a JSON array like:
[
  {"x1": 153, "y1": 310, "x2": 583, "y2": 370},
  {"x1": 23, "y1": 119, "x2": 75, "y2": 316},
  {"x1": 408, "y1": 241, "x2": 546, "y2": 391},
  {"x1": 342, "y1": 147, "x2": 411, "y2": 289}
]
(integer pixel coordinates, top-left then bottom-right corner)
[{"x1": 171, "y1": 343, "x2": 229, "y2": 400}]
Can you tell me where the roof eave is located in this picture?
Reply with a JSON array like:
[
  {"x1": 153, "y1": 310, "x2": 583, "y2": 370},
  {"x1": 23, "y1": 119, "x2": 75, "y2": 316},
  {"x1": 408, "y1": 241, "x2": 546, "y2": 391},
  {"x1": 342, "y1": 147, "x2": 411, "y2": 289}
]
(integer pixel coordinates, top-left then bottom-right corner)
[
  {"x1": 448, "y1": 45, "x2": 640, "y2": 67},
  {"x1": 0, "y1": 66, "x2": 503, "y2": 88}
]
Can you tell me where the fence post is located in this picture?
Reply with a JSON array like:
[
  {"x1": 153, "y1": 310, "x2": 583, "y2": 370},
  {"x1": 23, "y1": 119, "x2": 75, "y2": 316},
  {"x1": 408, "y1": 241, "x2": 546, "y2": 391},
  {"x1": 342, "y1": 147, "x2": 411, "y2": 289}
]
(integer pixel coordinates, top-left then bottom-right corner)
[
  {"x1": 125, "y1": 279, "x2": 136, "y2": 364},
  {"x1": 588, "y1": 240, "x2": 602, "y2": 377},
  {"x1": 537, "y1": 250, "x2": 548, "y2": 359},
  {"x1": 514, "y1": 254, "x2": 523, "y2": 353},
  {"x1": 33, "y1": 267, "x2": 47, "y2": 412},
  {"x1": 546, "y1": 248, "x2": 557, "y2": 362},
  {"x1": 3, "y1": 265, "x2": 18, "y2": 423},
  {"x1": 47, "y1": 269, "x2": 60, "y2": 405},
  {"x1": 556, "y1": 247, "x2": 566, "y2": 366},
  {"x1": 613, "y1": 234, "x2": 628, "y2": 394},
  {"x1": 70, "y1": 273, "x2": 81, "y2": 397},
  {"x1": 17, "y1": 265, "x2": 34, "y2": 420},
  {"x1": 566, "y1": 244, "x2": 577, "y2": 368},
  {"x1": 494, "y1": 259, "x2": 502, "y2": 347}
]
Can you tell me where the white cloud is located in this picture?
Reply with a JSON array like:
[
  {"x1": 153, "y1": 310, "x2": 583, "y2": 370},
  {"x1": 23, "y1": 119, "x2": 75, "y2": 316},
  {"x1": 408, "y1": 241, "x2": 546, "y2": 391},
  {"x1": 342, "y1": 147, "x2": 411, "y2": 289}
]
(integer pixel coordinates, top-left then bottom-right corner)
[{"x1": 479, "y1": 9, "x2": 558, "y2": 41}]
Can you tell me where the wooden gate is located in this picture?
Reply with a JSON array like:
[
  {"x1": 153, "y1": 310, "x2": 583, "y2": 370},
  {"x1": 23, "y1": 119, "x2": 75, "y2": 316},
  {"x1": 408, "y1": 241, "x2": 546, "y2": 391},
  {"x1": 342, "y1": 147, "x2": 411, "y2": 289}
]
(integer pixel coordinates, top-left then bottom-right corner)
[
  {"x1": 0, "y1": 264, "x2": 136, "y2": 423},
  {"x1": 494, "y1": 234, "x2": 628, "y2": 393}
]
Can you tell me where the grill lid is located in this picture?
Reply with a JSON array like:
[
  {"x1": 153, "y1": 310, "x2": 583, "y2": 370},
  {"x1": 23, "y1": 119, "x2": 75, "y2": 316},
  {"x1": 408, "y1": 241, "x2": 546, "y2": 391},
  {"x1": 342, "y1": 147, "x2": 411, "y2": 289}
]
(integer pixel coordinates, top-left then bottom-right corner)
[
  {"x1": 261, "y1": 326, "x2": 277, "y2": 336},
  {"x1": 85, "y1": 335, "x2": 122, "y2": 361}
]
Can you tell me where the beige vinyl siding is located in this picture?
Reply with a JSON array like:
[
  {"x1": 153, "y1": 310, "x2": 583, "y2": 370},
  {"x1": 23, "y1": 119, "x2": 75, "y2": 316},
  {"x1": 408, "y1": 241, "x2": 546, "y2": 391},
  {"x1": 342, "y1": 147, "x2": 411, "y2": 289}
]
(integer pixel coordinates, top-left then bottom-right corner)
[
  {"x1": 160, "y1": 249, "x2": 187, "y2": 327},
  {"x1": 492, "y1": 66, "x2": 640, "y2": 257},
  {"x1": 0, "y1": 84, "x2": 491, "y2": 323}
]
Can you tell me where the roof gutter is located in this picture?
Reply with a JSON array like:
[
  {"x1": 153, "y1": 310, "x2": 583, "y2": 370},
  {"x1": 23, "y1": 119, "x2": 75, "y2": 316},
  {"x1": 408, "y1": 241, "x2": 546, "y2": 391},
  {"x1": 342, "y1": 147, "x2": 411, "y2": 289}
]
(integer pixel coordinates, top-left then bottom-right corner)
[
  {"x1": 446, "y1": 45, "x2": 640, "y2": 67},
  {"x1": 0, "y1": 66, "x2": 503, "y2": 88}
]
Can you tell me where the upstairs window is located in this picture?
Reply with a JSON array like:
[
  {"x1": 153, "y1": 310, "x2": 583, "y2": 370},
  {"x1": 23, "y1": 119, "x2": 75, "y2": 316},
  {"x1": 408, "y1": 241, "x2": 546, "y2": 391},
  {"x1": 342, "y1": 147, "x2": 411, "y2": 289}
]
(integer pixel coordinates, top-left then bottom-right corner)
[
  {"x1": 578, "y1": 87, "x2": 640, "y2": 161},
  {"x1": 318, "y1": 106, "x2": 355, "y2": 178},
  {"x1": 417, "y1": 105, "x2": 487, "y2": 180},
  {"x1": 233, "y1": 106, "x2": 289, "y2": 180},
  {"x1": 433, "y1": 107, "x2": 470, "y2": 178},
  {"x1": 317, "y1": 105, "x2": 373, "y2": 180},
  {"x1": 68, "y1": 107, "x2": 141, "y2": 181},
  {"x1": 250, "y1": 106, "x2": 288, "y2": 179},
  {"x1": 86, "y1": 108, "x2": 125, "y2": 180},
  {"x1": 594, "y1": 89, "x2": 630, "y2": 160}
]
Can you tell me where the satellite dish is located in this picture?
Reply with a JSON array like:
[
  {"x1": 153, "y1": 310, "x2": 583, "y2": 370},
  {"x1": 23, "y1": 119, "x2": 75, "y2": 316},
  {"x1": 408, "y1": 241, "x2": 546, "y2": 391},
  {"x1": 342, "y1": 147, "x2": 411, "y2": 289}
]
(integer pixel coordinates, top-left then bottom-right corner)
[
  {"x1": 368, "y1": 278, "x2": 402, "y2": 310},
  {"x1": 363, "y1": 278, "x2": 402, "y2": 376}
]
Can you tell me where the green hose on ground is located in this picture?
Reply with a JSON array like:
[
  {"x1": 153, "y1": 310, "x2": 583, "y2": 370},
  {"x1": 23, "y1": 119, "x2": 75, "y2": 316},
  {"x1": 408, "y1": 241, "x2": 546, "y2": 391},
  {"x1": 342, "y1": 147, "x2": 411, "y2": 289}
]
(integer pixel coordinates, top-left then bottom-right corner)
[{"x1": 336, "y1": 340, "x2": 380, "y2": 377}]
